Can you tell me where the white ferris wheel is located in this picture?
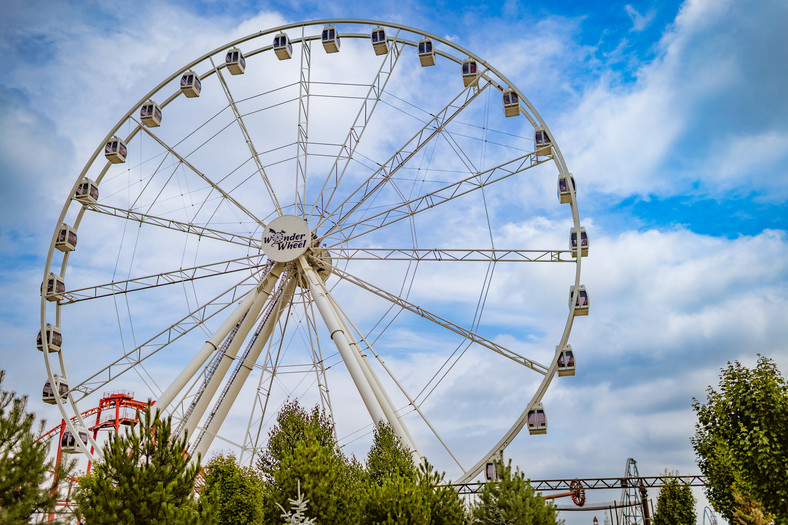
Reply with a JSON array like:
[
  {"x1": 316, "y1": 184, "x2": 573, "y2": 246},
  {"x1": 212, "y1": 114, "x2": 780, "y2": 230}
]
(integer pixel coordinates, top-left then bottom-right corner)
[{"x1": 39, "y1": 19, "x2": 588, "y2": 483}]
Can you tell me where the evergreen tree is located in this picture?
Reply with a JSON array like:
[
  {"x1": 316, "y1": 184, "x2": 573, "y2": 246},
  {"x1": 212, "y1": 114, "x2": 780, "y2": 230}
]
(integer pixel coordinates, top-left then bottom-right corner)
[
  {"x1": 653, "y1": 475, "x2": 695, "y2": 525},
  {"x1": 73, "y1": 406, "x2": 215, "y2": 524},
  {"x1": 366, "y1": 422, "x2": 417, "y2": 486},
  {"x1": 258, "y1": 400, "x2": 362, "y2": 524},
  {"x1": 361, "y1": 422, "x2": 465, "y2": 524},
  {"x1": 691, "y1": 356, "x2": 788, "y2": 524},
  {"x1": 0, "y1": 370, "x2": 72, "y2": 524},
  {"x1": 470, "y1": 458, "x2": 562, "y2": 525},
  {"x1": 200, "y1": 454, "x2": 264, "y2": 524}
]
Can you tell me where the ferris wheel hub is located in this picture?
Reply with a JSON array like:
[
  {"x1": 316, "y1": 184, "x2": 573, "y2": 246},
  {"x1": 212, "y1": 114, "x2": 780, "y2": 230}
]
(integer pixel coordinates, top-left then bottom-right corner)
[{"x1": 261, "y1": 215, "x2": 311, "y2": 262}]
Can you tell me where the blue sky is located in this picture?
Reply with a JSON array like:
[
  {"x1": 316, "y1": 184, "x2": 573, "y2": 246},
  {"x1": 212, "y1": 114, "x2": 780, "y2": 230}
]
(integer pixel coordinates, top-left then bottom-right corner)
[{"x1": 1, "y1": 0, "x2": 787, "y2": 521}]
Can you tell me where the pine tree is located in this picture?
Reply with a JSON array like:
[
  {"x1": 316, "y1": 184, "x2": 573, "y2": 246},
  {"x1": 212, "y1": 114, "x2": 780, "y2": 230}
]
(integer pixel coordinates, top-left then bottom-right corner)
[
  {"x1": 653, "y1": 474, "x2": 695, "y2": 525},
  {"x1": 73, "y1": 406, "x2": 215, "y2": 524},
  {"x1": 470, "y1": 458, "x2": 562, "y2": 525},
  {"x1": 258, "y1": 400, "x2": 362, "y2": 524},
  {"x1": 200, "y1": 454, "x2": 265, "y2": 524},
  {"x1": 361, "y1": 422, "x2": 465, "y2": 524},
  {"x1": 0, "y1": 370, "x2": 72, "y2": 524}
]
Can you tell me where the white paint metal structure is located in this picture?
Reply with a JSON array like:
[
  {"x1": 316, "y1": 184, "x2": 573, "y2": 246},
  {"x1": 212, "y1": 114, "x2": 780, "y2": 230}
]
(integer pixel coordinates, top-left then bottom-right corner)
[{"x1": 40, "y1": 19, "x2": 586, "y2": 483}]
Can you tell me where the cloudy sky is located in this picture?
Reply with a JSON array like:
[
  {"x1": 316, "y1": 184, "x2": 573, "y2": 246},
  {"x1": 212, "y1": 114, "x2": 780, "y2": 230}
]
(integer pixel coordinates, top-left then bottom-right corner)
[{"x1": 2, "y1": 0, "x2": 787, "y2": 522}]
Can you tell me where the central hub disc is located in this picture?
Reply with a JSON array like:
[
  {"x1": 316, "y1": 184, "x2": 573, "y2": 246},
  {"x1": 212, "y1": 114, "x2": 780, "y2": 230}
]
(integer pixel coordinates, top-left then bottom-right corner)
[{"x1": 261, "y1": 215, "x2": 311, "y2": 262}]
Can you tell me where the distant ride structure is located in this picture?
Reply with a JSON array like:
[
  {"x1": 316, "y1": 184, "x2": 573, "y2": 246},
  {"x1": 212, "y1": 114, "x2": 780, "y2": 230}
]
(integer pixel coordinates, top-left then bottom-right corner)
[{"x1": 39, "y1": 19, "x2": 586, "y2": 482}]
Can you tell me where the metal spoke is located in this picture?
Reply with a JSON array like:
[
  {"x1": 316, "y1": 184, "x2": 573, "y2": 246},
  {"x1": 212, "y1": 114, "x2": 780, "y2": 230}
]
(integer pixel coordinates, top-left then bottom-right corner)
[
  {"x1": 210, "y1": 57, "x2": 283, "y2": 215},
  {"x1": 328, "y1": 248, "x2": 572, "y2": 263},
  {"x1": 61, "y1": 254, "x2": 264, "y2": 304},
  {"x1": 294, "y1": 29, "x2": 311, "y2": 216},
  {"x1": 138, "y1": 124, "x2": 265, "y2": 228},
  {"x1": 317, "y1": 80, "x2": 491, "y2": 235},
  {"x1": 83, "y1": 202, "x2": 261, "y2": 250},
  {"x1": 70, "y1": 272, "x2": 262, "y2": 399},
  {"x1": 325, "y1": 150, "x2": 546, "y2": 246},
  {"x1": 320, "y1": 256, "x2": 548, "y2": 374},
  {"x1": 308, "y1": 36, "x2": 405, "y2": 221}
]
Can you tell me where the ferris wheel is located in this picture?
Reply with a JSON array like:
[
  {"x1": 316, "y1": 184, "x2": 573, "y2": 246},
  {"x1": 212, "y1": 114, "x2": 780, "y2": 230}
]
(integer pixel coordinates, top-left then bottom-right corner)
[{"x1": 39, "y1": 19, "x2": 587, "y2": 483}]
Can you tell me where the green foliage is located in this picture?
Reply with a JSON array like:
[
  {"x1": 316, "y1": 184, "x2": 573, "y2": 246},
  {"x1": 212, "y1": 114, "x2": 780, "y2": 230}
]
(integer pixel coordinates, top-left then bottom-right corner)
[
  {"x1": 258, "y1": 400, "x2": 335, "y2": 481},
  {"x1": 367, "y1": 422, "x2": 417, "y2": 485},
  {"x1": 0, "y1": 370, "x2": 72, "y2": 524},
  {"x1": 361, "y1": 422, "x2": 465, "y2": 524},
  {"x1": 691, "y1": 356, "x2": 788, "y2": 524},
  {"x1": 415, "y1": 460, "x2": 467, "y2": 525},
  {"x1": 73, "y1": 406, "x2": 215, "y2": 524},
  {"x1": 470, "y1": 458, "x2": 562, "y2": 525},
  {"x1": 259, "y1": 404, "x2": 467, "y2": 524},
  {"x1": 200, "y1": 454, "x2": 264, "y2": 524},
  {"x1": 732, "y1": 490, "x2": 773, "y2": 525},
  {"x1": 363, "y1": 471, "x2": 430, "y2": 524},
  {"x1": 259, "y1": 400, "x2": 361, "y2": 524},
  {"x1": 361, "y1": 457, "x2": 466, "y2": 525},
  {"x1": 653, "y1": 474, "x2": 695, "y2": 525}
]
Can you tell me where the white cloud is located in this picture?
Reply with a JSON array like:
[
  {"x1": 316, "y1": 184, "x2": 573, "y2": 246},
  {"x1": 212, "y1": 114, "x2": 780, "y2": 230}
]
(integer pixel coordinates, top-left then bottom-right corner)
[
  {"x1": 624, "y1": 5, "x2": 656, "y2": 33},
  {"x1": 558, "y1": 0, "x2": 788, "y2": 200},
  {"x1": 1, "y1": 7, "x2": 786, "y2": 525}
]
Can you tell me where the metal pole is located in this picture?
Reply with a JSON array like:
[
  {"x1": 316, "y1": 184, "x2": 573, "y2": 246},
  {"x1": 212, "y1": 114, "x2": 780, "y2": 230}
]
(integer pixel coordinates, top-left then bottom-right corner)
[
  {"x1": 297, "y1": 256, "x2": 385, "y2": 423},
  {"x1": 156, "y1": 279, "x2": 263, "y2": 411},
  {"x1": 328, "y1": 292, "x2": 420, "y2": 458},
  {"x1": 191, "y1": 277, "x2": 296, "y2": 460},
  {"x1": 181, "y1": 265, "x2": 284, "y2": 439}
]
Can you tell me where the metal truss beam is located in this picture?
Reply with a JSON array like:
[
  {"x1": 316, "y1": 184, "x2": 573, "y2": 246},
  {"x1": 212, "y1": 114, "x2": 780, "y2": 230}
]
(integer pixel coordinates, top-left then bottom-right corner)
[
  {"x1": 449, "y1": 475, "x2": 707, "y2": 494},
  {"x1": 60, "y1": 255, "x2": 264, "y2": 303},
  {"x1": 329, "y1": 248, "x2": 573, "y2": 263},
  {"x1": 84, "y1": 202, "x2": 261, "y2": 250}
]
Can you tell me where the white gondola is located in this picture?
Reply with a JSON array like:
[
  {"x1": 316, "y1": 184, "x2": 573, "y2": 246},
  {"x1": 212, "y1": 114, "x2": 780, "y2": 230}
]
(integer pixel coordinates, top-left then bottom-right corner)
[
  {"x1": 527, "y1": 403, "x2": 547, "y2": 435},
  {"x1": 104, "y1": 136, "x2": 127, "y2": 164},
  {"x1": 180, "y1": 70, "x2": 201, "y2": 98},
  {"x1": 569, "y1": 285, "x2": 589, "y2": 316},
  {"x1": 37, "y1": 323, "x2": 62, "y2": 352},
  {"x1": 225, "y1": 47, "x2": 246, "y2": 75},
  {"x1": 42, "y1": 273, "x2": 65, "y2": 302},
  {"x1": 42, "y1": 376, "x2": 69, "y2": 404},
  {"x1": 557, "y1": 173, "x2": 575, "y2": 204},
  {"x1": 570, "y1": 227, "x2": 589, "y2": 257},
  {"x1": 535, "y1": 127, "x2": 552, "y2": 157},
  {"x1": 371, "y1": 27, "x2": 388, "y2": 55},
  {"x1": 140, "y1": 100, "x2": 162, "y2": 127},
  {"x1": 74, "y1": 177, "x2": 98, "y2": 204},
  {"x1": 502, "y1": 88, "x2": 520, "y2": 117},
  {"x1": 557, "y1": 345, "x2": 575, "y2": 377},
  {"x1": 273, "y1": 32, "x2": 293, "y2": 60},
  {"x1": 461, "y1": 58, "x2": 479, "y2": 87},
  {"x1": 61, "y1": 429, "x2": 89, "y2": 454},
  {"x1": 418, "y1": 38, "x2": 435, "y2": 66},
  {"x1": 321, "y1": 25, "x2": 340, "y2": 53},
  {"x1": 484, "y1": 462, "x2": 499, "y2": 481},
  {"x1": 55, "y1": 224, "x2": 77, "y2": 252}
]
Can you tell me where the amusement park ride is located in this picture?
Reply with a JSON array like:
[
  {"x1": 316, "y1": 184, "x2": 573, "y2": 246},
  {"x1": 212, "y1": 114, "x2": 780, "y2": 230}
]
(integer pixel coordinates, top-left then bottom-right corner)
[
  {"x1": 39, "y1": 17, "x2": 587, "y2": 484},
  {"x1": 33, "y1": 17, "x2": 706, "y2": 524}
]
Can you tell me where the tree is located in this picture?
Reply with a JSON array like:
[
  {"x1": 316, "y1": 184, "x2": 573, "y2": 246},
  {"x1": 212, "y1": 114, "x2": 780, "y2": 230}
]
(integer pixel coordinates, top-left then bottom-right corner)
[
  {"x1": 200, "y1": 454, "x2": 264, "y2": 524},
  {"x1": 258, "y1": 400, "x2": 362, "y2": 524},
  {"x1": 0, "y1": 370, "x2": 72, "y2": 524},
  {"x1": 653, "y1": 474, "x2": 695, "y2": 525},
  {"x1": 691, "y1": 355, "x2": 788, "y2": 524},
  {"x1": 73, "y1": 406, "x2": 215, "y2": 524},
  {"x1": 470, "y1": 458, "x2": 562, "y2": 525},
  {"x1": 361, "y1": 422, "x2": 465, "y2": 524},
  {"x1": 366, "y1": 422, "x2": 417, "y2": 486}
]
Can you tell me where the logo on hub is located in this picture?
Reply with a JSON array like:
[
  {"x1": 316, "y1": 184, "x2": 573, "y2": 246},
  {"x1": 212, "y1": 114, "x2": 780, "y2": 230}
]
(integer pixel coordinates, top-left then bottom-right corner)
[{"x1": 261, "y1": 216, "x2": 311, "y2": 263}]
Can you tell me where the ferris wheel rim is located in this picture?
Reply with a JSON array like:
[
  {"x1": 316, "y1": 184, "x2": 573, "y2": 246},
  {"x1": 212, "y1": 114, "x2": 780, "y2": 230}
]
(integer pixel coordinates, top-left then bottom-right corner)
[{"x1": 40, "y1": 18, "x2": 585, "y2": 480}]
